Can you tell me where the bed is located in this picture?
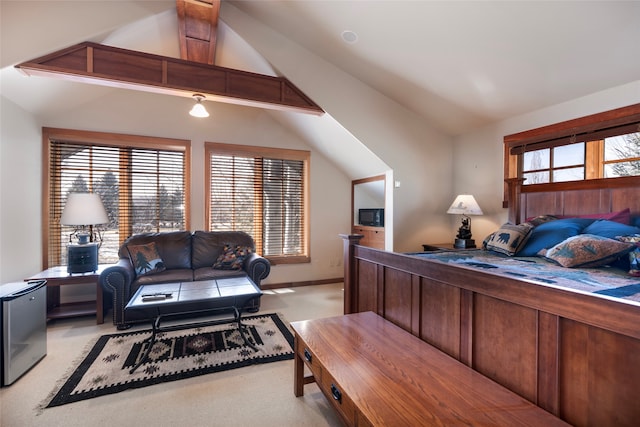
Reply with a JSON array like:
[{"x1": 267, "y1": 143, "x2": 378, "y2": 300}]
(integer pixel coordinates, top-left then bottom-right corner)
[{"x1": 341, "y1": 177, "x2": 640, "y2": 427}]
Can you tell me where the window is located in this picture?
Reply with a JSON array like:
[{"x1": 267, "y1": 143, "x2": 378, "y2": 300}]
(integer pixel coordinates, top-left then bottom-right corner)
[
  {"x1": 504, "y1": 104, "x2": 640, "y2": 194},
  {"x1": 43, "y1": 128, "x2": 190, "y2": 268},
  {"x1": 205, "y1": 143, "x2": 309, "y2": 264}
]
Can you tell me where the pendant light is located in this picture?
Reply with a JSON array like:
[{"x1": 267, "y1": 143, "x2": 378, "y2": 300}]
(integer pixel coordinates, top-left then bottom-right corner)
[{"x1": 189, "y1": 94, "x2": 209, "y2": 118}]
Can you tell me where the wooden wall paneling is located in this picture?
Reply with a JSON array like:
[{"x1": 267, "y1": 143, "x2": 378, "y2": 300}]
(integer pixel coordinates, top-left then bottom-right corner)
[
  {"x1": 381, "y1": 267, "x2": 413, "y2": 332},
  {"x1": 537, "y1": 311, "x2": 560, "y2": 414},
  {"x1": 418, "y1": 277, "x2": 462, "y2": 360},
  {"x1": 473, "y1": 294, "x2": 539, "y2": 403}
]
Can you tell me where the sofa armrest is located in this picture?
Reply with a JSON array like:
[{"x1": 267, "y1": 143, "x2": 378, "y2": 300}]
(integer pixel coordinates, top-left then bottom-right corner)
[
  {"x1": 244, "y1": 252, "x2": 270, "y2": 287},
  {"x1": 99, "y1": 258, "x2": 136, "y2": 328}
]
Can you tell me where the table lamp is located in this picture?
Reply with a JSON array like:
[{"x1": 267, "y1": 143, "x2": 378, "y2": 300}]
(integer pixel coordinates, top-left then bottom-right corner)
[
  {"x1": 60, "y1": 193, "x2": 108, "y2": 273},
  {"x1": 446, "y1": 194, "x2": 483, "y2": 248}
]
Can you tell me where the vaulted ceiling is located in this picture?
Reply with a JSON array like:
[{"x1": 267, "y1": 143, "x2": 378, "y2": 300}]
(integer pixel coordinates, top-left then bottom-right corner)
[{"x1": 2, "y1": 1, "x2": 639, "y2": 138}]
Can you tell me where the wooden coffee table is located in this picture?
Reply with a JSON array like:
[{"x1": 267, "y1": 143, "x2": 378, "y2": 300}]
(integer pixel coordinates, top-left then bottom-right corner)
[{"x1": 125, "y1": 277, "x2": 262, "y2": 373}]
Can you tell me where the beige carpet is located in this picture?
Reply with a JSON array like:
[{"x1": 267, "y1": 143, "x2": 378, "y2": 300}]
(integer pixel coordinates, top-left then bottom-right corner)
[{"x1": 0, "y1": 283, "x2": 344, "y2": 427}]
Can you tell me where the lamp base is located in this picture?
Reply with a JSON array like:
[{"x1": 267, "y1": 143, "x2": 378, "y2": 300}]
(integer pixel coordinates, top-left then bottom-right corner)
[
  {"x1": 454, "y1": 238, "x2": 476, "y2": 249},
  {"x1": 67, "y1": 243, "x2": 99, "y2": 274}
]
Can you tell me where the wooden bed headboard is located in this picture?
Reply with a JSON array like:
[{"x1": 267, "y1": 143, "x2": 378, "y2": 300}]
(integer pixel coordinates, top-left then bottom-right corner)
[{"x1": 506, "y1": 176, "x2": 640, "y2": 224}]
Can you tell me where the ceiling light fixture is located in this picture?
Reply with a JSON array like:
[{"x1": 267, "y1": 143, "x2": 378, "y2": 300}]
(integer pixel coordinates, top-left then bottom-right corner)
[{"x1": 189, "y1": 94, "x2": 209, "y2": 118}]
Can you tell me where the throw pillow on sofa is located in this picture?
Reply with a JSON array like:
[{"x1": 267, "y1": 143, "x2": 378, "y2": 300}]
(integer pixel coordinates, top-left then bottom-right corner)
[
  {"x1": 214, "y1": 245, "x2": 252, "y2": 270},
  {"x1": 127, "y1": 242, "x2": 166, "y2": 276}
]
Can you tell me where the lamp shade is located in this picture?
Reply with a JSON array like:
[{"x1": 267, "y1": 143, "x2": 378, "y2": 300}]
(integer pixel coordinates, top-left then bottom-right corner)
[
  {"x1": 60, "y1": 193, "x2": 108, "y2": 225},
  {"x1": 446, "y1": 194, "x2": 483, "y2": 215},
  {"x1": 189, "y1": 94, "x2": 209, "y2": 118}
]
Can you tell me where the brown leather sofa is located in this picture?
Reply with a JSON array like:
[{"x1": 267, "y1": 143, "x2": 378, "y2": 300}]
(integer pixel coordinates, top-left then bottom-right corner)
[{"x1": 99, "y1": 230, "x2": 270, "y2": 329}]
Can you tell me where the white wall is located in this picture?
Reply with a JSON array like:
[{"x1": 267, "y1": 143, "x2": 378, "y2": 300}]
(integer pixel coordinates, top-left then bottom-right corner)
[
  {"x1": 453, "y1": 80, "x2": 640, "y2": 242},
  {"x1": 0, "y1": 88, "x2": 351, "y2": 285},
  {"x1": 222, "y1": 3, "x2": 455, "y2": 253},
  {"x1": 0, "y1": 97, "x2": 43, "y2": 283}
]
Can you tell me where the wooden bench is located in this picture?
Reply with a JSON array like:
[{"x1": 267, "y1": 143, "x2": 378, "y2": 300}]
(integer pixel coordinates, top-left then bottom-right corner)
[{"x1": 291, "y1": 312, "x2": 570, "y2": 426}]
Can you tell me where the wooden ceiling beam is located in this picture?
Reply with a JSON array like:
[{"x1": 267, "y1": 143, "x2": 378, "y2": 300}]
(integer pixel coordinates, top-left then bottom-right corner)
[
  {"x1": 15, "y1": 42, "x2": 324, "y2": 115},
  {"x1": 176, "y1": 0, "x2": 220, "y2": 65}
]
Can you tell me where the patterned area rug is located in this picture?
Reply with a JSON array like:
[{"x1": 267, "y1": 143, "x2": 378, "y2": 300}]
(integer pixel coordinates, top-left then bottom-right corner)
[{"x1": 44, "y1": 313, "x2": 294, "y2": 408}]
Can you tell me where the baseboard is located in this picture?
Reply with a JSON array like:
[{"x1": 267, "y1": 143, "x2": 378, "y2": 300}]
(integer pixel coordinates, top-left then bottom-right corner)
[{"x1": 261, "y1": 277, "x2": 343, "y2": 290}]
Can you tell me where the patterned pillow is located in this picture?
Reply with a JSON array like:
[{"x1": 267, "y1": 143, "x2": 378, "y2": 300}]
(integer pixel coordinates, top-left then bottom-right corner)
[
  {"x1": 127, "y1": 242, "x2": 166, "y2": 276},
  {"x1": 213, "y1": 245, "x2": 252, "y2": 270},
  {"x1": 541, "y1": 234, "x2": 634, "y2": 268},
  {"x1": 616, "y1": 234, "x2": 640, "y2": 276},
  {"x1": 485, "y1": 223, "x2": 534, "y2": 256}
]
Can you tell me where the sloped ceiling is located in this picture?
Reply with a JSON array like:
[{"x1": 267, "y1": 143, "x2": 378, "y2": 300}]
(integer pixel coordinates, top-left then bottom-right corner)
[{"x1": 2, "y1": 1, "x2": 639, "y2": 177}]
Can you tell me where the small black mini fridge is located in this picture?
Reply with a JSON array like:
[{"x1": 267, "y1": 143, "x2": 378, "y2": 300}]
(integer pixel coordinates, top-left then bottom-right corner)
[{"x1": 0, "y1": 280, "x2": 47, "y2": 386}]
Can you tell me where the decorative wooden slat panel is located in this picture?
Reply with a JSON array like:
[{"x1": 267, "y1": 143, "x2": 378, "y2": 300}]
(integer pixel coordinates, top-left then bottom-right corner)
[
  {"x1": 418, "y1": 277, "x2": 461, "y2": 359},
  {"x1": 167, "y1": 61, "x2": 227, "y2": 92},
  {"x1": 16, "y1": 42, "x2": 324, "y2": 115},
  {"x1": 355, "y1": 259, "x2": 378, "y2": 314},
  {"x1": 473, "y1": 294, "x2": 539, "y2": 403},
  {"x1": 382, "y1": 267, "x2": 413, "y2": 332},
  {"x1": 93, "y1": 48, "x2": 164, "y2": 83}
]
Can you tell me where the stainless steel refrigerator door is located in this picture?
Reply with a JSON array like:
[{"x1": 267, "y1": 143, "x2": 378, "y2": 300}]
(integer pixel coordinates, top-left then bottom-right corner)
[{"x1": 2, "y1": 282, "x2": 47, "y2": 385}]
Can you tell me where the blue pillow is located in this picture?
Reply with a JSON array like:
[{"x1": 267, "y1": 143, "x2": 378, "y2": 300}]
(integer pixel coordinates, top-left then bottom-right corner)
[
  {"x1": 631, "y1": 216, "x2": 640, "y2": 228},
  {"x1": 582, "y1": 220, "x2": 640, "y2": 239},
  {"x1": 517, "y1": 218, "x2": 595, "y2": 256}
]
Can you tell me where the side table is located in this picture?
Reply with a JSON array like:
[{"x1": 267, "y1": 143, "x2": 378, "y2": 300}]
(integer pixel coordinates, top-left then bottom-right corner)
[{"x1": 25, "y1": 265, "x2": 107, "y2": 324}]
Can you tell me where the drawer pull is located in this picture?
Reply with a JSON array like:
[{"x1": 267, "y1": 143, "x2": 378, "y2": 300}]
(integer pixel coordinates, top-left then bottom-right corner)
[
  {"x1": 331, "y1": 384, "x2": 342, "y2": 403},
  {"x1": 304, "y1": 348, "x2": 312, "y2": 363}
]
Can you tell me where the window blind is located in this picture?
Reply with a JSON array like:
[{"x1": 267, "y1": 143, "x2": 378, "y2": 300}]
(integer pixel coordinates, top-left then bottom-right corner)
[
  {"x1": 48, "y1": 140, "x2": 186, "y2": 267},
  {"x1": 207, "y1": 144, "x2": 308, "y2": 260}
]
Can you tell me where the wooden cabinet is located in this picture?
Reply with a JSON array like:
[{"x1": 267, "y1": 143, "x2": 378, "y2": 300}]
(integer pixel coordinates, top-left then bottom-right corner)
[{"x1": 352, "y1": 225, "x2": 384, "y2": 249}]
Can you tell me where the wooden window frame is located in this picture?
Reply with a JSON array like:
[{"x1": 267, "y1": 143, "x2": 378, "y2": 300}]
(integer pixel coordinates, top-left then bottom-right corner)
[
  {"x1": 42, "y1": 127, "x2": 191, "y2": 269},
  {"x1": 205, "y1": 142, "x2": 310, "y2": 265},
  {"x1": 503, "y1": 104, "x2": 640, "y2": 207}
]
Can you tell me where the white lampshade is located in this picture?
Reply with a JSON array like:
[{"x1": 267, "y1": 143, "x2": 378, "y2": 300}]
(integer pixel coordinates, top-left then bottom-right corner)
[
  {"x1": 189, "y1": 94, "x2": 209, "y2": 118},
  {"x1": 446, "y1": 194, "x2": 483, "y2": 215},
  {"x1": 60, "y1": 193, "x2": 108, "y2": 225}
]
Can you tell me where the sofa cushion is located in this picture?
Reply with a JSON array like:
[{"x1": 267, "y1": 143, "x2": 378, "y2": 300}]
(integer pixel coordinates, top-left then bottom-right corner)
[
  {"x1": 126, "y1": 242, "x2": 166, "y2": 276},
  {"x1": 214, "y1": 245, "x2": 252, "y2": 270},
  {"x1": 192, "y1": 231, "x2": 256, "y2": 269},
  {"x1": 121, "y1": 231, "x2": 192, "y2": 269}
]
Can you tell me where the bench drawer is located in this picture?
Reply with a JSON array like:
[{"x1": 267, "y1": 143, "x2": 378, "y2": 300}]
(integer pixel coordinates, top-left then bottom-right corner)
[
  {"x1": 297, "y1": 343, "x2": 323, "y2": 380},
  {"x1": 318, "y1": 368, "x2": 356, "y2": 426}
]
